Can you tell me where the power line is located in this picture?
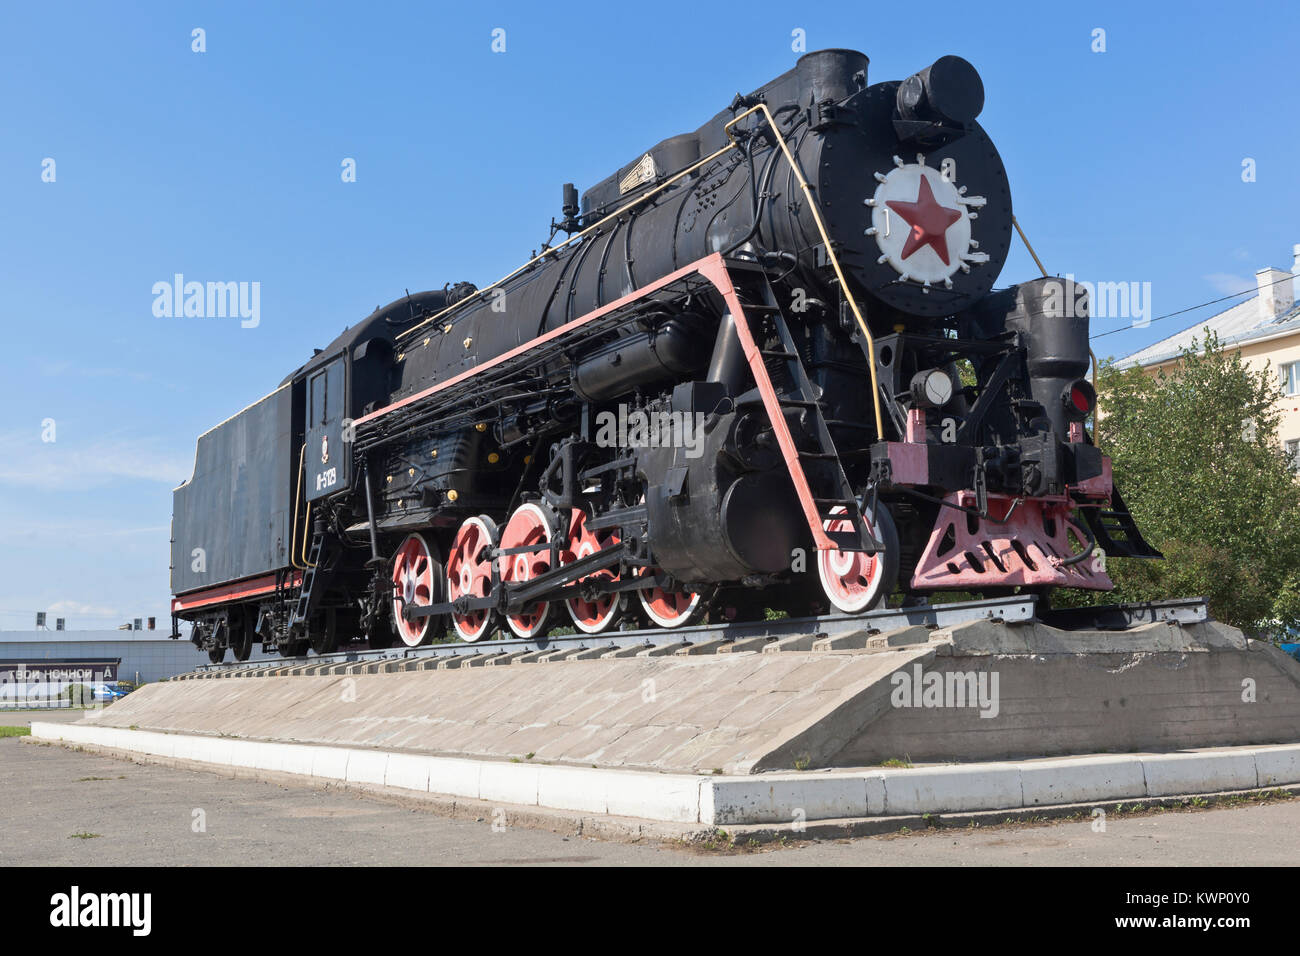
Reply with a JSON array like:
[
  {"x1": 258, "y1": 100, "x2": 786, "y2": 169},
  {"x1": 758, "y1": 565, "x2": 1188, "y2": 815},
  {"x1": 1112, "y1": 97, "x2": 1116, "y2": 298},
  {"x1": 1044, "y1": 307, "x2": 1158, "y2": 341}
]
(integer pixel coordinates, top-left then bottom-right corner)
[{"x1": 1089, "y1": 270, "x2": 1298, "y2": 342}]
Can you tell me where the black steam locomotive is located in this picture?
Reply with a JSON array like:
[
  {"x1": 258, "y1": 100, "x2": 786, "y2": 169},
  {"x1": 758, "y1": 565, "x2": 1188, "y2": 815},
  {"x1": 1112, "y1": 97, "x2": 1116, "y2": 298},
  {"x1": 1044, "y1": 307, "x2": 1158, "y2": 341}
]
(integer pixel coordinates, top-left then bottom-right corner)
[{"x1": 171, "y1": 49, "x2": 1159, "y2": 661}]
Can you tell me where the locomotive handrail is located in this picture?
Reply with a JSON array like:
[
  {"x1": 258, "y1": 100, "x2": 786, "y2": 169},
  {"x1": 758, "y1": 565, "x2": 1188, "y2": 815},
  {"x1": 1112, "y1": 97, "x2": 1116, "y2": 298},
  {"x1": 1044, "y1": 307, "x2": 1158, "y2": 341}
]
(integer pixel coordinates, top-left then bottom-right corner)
[{"x1": 290, "y1": 446, "x2": 317, "y2": 570}]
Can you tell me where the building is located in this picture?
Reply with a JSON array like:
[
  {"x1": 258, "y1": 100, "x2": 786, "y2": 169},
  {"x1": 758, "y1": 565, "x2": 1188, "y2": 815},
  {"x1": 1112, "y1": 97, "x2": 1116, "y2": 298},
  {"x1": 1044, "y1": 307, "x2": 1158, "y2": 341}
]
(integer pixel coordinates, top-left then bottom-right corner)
[
  {"x1": 0, "y1": 628, "x2": 273, "y2": 694},
  {"x1": 1115, "y1": 245, "x2": 1300, "y2": 460}
]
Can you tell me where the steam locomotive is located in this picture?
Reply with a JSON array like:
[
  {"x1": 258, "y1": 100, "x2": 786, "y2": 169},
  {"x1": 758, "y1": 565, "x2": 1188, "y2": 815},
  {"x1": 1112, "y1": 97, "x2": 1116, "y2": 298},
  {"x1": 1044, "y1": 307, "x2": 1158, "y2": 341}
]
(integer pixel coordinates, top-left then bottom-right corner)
[{"x1": 170, "y1": 48, "x2": 1159, "y2": 662}]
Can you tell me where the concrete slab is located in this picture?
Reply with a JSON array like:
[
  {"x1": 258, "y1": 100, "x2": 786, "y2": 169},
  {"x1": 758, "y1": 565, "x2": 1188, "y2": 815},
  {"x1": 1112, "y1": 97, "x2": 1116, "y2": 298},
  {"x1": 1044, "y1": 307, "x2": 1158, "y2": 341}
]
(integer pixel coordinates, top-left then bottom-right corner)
[
  {"x1": 866, "y1": 624, "x2": 933, "y2": 650},
  {"x1": 716, "y1": 636, "x2": 775, "y2": 654},
  {"x1": 763, "y1": 633, "x2": 825, "y2": 653},
  {"x1": 638, "y1": 642, "x2": 688, "y2": 657},
  {"x1": 511, "y1": 650, "x2": 553, "y2": 664},
  {"x1": 811, "y1": 629, "x2": 874, "y2": 651},
  {"x1": 565, "y1": 646, "x2": 619, "y2": 660},
  {"x1": 600, "y1": 645, "x2": 649, "y2": 658},
  {"x1": 464, "y1": 653, "x2": 509, "y2": 667},
  {"x1": 675, "y1": 639, "x2": 734, "y2": 656},
  {"x1": 484, "y1": 652, "x2": 535, "y2": 666}
]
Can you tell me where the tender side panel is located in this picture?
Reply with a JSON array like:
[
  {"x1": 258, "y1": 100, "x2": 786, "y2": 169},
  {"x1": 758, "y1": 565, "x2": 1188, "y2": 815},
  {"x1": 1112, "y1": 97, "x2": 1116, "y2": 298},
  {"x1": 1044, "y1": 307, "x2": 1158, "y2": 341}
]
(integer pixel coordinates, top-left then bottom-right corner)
[{"x1": 171, "y1": 388, "x2": 295, "y2": 596}]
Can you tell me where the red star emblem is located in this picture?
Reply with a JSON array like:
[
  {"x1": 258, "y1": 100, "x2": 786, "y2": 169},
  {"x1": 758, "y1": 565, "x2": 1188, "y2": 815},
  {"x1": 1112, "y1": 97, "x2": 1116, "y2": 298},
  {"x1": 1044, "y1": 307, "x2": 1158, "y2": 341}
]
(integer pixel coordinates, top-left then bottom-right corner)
[{"x1": 886, "y1": 174, "x2": 963, "y2": 265}]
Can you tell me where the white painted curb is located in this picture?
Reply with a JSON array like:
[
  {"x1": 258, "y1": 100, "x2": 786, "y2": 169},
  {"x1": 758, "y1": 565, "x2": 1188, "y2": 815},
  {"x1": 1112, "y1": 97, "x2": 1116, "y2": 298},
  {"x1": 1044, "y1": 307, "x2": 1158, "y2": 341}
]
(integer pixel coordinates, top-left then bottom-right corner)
[{"x1": 29, "y1": 723, "x2": 1300, "y2": 827}]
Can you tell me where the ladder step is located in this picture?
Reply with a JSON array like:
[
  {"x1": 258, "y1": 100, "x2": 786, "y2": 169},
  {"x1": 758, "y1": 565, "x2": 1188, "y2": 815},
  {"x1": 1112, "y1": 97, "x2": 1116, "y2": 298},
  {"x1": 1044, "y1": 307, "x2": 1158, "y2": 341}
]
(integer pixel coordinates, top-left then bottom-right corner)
[{"x1": 824, "y1": 530, "x2": 875, "y2": 551}]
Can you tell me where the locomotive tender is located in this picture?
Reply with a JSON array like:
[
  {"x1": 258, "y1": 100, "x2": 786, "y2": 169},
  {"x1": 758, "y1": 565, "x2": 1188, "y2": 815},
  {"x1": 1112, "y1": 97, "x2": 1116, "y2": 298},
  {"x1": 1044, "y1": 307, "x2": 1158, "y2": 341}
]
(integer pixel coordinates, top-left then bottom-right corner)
[{"x1": 171, "y1": 49, "x2": 1159, "y2": 662}]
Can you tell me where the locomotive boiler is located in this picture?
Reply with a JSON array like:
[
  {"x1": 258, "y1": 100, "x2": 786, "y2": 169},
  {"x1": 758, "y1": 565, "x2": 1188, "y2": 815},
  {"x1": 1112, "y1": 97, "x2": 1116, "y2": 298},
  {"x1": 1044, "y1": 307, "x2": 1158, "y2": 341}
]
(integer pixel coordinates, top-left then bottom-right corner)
[{"x1": 170, "y1": 48, "x2": 1160, "y2": 661}]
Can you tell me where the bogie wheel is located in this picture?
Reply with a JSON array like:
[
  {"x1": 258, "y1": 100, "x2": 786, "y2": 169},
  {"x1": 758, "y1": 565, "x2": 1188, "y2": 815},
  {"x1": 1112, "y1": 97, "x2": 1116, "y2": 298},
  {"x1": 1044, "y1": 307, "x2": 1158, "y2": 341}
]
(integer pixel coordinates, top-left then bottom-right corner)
[
  {"x1": 636, "y1": 568, "x2": 710, "y2": 629},
  {"x1": 446, "y1": 515, "x2": 500, "y2": 642},
  {"x1": 561, "y1": 506, "x2": 625, "y2": 634},
  {"x1": 391, "y1": 532, "x2": 446, "y2": 647},
  {"x1": 205, "y1": 619, "x2": 228, "y2": 664},
  {"x1": 230, "y1": 612, "x2": 254, "y2": 662},
  {"x1": 498, "y1": 502, "x2": 559, "y2": 639},
  {"x1": 817, "y1": 500, "x2": 900, "y2": 614}
]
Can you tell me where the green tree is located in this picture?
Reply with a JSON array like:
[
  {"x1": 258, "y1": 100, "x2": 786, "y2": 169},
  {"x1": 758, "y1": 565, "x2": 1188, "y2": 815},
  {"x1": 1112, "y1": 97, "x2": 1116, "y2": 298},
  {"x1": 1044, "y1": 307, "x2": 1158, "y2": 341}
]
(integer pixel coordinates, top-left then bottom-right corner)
[
  {"x1": 64, "y1": 683, "x2": 94, "y2": 707},
  {"x1": 1091, "y1": 331, "x2": 1300, "y2": 633}
]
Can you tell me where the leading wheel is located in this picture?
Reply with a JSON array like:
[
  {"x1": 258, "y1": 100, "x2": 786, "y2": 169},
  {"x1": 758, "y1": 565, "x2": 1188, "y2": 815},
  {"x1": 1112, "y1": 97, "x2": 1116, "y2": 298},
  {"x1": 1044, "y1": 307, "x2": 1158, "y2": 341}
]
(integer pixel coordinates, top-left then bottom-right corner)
[
  {"x1": 446, "y1": 515, "x2": 499, "y2": 642},
  {"x1": 817, "y1": 500, "x2": 899, "y2": 614},
  {"x1": 636, "y1": 568, "x2": 709, "y2": 629},
  {"x1": 391, "y1": 532, "x2": 446, "y2": 646},
  {"x1": 498, "y1": 502, "x2": 558, "y2": 639}
]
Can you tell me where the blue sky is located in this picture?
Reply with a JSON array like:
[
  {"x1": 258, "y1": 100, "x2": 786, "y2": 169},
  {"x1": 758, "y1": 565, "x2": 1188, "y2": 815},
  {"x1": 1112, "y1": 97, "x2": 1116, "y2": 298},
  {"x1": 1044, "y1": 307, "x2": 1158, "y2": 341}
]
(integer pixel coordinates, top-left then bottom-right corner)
[{"x1": 2, "y1": 0, "x2": 1297, "y2": 629}]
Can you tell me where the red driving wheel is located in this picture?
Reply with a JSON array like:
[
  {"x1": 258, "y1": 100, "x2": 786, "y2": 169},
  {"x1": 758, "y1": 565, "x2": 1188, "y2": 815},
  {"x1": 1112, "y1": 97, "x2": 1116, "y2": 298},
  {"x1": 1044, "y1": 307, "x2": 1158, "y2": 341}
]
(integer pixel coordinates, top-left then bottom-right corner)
[
  {"x1": 446, "y1": 515, "x2": 499, "y2": 642},
  {"x1": 498, "y1": 502, "x2": 557, "y2": 639},
  {"x1": 391, "y1": 532, "x2": 440, "y2": 646},
  {"x1": 561, "y1": 507, "x2": 623, "y2": 634}
]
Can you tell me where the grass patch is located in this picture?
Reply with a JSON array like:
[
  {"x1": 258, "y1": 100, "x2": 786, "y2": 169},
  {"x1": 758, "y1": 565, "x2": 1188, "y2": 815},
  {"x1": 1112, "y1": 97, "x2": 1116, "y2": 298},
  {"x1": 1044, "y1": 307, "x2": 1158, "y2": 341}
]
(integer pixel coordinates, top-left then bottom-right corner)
[
  {"x1": 69, "y1": 832, "x2": 101, "y2": 840},
  {"x1": 0, "y1": 726, "x2": 31, "y2": 738}
]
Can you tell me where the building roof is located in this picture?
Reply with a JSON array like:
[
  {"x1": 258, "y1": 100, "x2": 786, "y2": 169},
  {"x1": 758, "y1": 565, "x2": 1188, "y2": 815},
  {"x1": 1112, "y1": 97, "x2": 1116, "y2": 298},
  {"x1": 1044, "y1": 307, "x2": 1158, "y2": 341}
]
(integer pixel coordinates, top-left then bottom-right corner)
[
  {"x1": 0, "y1": 630, "x2": 178, "y2": 643},
  {"x1": 1114, "y1": 296, "x2": 1300, "y2": 369}
]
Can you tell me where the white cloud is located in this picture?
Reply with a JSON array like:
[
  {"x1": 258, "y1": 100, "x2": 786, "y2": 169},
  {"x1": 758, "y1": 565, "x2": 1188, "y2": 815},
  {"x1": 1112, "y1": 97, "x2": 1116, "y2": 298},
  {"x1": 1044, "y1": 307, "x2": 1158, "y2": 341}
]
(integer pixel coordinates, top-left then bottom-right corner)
[
  {"x1": 0, "y1": 431, "x2": 191, "y2": 489},
  {"x1": 0, "y1": 522, "x2": 168, "y2": 541},
  {"x1": 1203, "y1": 273, "x2": 1255, "y2": 297},
  {"x1": 47, "y1": 600, "x2": 122, "y2": 618}
]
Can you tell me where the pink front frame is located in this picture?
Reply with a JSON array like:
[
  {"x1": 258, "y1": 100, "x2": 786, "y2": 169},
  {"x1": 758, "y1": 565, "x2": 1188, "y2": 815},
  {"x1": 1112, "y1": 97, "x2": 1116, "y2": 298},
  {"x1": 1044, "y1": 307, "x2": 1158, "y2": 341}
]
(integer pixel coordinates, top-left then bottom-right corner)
[{"x1": 910, "y1": 493, "x2": 1113, "y2": 591}]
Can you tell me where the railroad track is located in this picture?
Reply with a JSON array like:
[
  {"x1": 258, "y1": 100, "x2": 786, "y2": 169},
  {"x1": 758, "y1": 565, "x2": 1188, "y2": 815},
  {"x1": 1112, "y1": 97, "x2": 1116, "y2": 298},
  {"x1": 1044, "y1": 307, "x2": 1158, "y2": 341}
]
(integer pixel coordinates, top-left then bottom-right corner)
[{"x1": 179, "y1": 596, "x2": 1209, "y2": 679}]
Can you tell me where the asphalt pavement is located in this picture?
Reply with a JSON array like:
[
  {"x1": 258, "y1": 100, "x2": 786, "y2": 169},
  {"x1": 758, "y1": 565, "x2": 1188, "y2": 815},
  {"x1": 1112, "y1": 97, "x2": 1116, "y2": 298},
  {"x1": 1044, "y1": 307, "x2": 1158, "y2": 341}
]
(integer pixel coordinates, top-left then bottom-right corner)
[{"x1": 3, "y1": 735, "x2": 1298, "y2": 866}]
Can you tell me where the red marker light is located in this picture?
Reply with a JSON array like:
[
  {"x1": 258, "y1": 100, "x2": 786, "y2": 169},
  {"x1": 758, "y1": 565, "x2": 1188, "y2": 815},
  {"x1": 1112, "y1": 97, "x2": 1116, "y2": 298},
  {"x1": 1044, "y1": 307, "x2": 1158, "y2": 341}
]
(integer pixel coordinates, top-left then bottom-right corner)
[{"x1": 1062, "y1": 380, "x2": 1096, "y2": 421}]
